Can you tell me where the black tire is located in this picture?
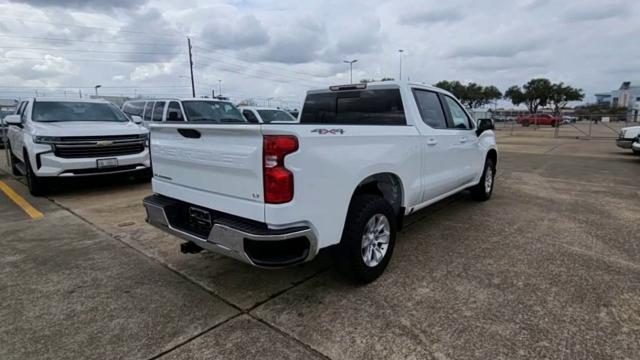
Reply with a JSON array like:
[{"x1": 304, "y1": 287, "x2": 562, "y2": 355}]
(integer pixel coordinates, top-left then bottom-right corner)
[
  {"x1": 331, "y1": 194, "x2": 397, "y2": 283},
  {"x1": 134, "y1": 168, "x2": 152, "y2": 183},
  {"x1": 8, "y1": 143, "x2": 21, "y2": 176},
  {"x1": 633, "y1": 149, "x2": 640, "y2": 155},
  {"x1": 24, "y1": 154, "x2": 47, "y2": 196},
  {"x1": 471, "y1": 157, "x2": 495, "y2": 201}
]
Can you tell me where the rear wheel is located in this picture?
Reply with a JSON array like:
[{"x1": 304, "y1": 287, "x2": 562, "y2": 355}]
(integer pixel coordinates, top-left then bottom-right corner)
[
  {"x1": 471, "y1": 157, "x2": 495, "y2": 201},
  {"x1": 24, "y1": 154, "x2": 47, "y2": 196},
  {"x1": 331, "y1": 194, "x2": 396, "y2": 283}
]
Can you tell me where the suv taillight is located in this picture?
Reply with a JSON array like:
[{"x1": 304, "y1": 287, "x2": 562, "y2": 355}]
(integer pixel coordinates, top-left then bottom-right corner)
[{"x1": 263, "y1": 135, "x2": 298, "y2": 204}]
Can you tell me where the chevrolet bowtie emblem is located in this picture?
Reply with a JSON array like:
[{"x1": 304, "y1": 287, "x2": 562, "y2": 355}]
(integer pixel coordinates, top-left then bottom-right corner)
[{"x1": 96, "y1": 140, "x2": 113, "y2": 146}]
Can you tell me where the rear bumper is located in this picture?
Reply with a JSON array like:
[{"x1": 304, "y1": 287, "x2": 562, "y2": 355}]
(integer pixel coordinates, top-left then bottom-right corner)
[{"x1": 143, "y1": 194, "x2": 317, "y2": 268}]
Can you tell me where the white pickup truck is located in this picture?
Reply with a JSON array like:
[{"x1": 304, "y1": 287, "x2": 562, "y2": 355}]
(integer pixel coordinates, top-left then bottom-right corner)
[
  {"x1": 143, "y1": 82, "x2": 497, "y2": 282},
  {"x1": 617, "y1": 125, "x2": 640, "y2": 154}
]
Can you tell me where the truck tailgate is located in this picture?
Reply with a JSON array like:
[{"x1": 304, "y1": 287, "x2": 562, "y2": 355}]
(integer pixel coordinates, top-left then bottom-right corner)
[{"x1": 150, "y1": 123, "x2": 265, "y2": 222}]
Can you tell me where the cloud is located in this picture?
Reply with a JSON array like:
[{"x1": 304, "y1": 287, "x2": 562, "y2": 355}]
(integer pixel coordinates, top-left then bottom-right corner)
[
  {"x1": 564, "y1": 3, "x2": 631, "y2": 21},
  {"x1": 398, "y1": 8, "x2": 464, "y2": 25},
  {"x1": 251, "y1": 17, "x2": 327, "y2": 64},
  {"x1": 448, "y1": 39, "x2": 541, "y2": 58},
  {"x1": 8, "y1": 0, "x2": 145, "y2": 10},
  {"x1": 200, "y1": 14, "x2": 269, "y2": 50}
]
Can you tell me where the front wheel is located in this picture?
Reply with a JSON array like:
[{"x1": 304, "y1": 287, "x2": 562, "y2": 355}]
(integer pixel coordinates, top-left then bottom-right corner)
[
  {"x1": 8, "y1": 143, "x2": 21, "y2": 176},
  {"x1": 24, "y1": 155, "x2": 47, "y2": 196},
  {"x1": 331, "y1": 194, "x2": 397, "y2": 283},
  {"x1": 471, "y1": 157, "x2": 495, "y2": 201}
]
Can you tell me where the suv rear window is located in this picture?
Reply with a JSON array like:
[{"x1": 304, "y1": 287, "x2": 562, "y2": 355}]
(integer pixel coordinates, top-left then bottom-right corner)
[{"x1": 300, "y1": 89, "x2": 406, "y2": 125}]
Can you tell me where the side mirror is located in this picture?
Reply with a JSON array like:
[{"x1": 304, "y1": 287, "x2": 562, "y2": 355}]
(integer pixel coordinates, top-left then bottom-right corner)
[
  {"x1": 3, "y1": 114, "x2": 21, "y2": 125},
  {"x1": 476, "y1": 118, "x2": 494, "y2": 136},
  {"x1": 131, "y1": 115, "x2": 143, "y2": 124}
]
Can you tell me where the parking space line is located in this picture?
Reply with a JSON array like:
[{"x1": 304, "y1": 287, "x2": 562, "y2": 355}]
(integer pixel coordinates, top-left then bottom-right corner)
[{"x1": 0, "y1": 180, "x2": 44, "y2": 219}]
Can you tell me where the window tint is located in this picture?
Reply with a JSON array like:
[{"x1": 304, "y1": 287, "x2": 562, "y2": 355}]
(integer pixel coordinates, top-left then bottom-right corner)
[
  {"x1": 300, "y1": 89, "x2": 405, "y2": 125},
  {"x1": 166, "y1": 101, "x2": 185, "y2": 121},
  {"x1": 443, "y1": 96, "x2": 471, "y2": 129},
  {"x1": 123, "y1": 101, "x2": 144, "y2": 116},
  {"x1": 152, "y1": 101, "x2": 165, "y2": 122},
  {"x1": 412, "y1": 89, "x2": 447, "y2": 129},
  {"x1": 143, "y1": 102, "x2": 154, "y2": 121},
  {"x1": 242, "y1": 110, "x2": 259, "y2": 123},
  {"x1": 257, "y1": 109, "x2": 296, "y2": 123}
]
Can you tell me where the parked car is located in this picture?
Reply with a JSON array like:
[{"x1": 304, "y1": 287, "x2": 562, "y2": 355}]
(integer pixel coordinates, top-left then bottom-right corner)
[
  {"x1": 122, "y1": 98, "x2": 246, "y2": 126},
  {"x1": 616, "y1": 126, "x2": 640, "y2": 154},
  {"x1": 632, "y1": 139, "x2": 640, "y2": 154},
  {"x1": 4, "y1": 98, "x2": 151, "y2": 195},
  {"x1": 0, "y1": 99, "x2": 18, "y2": 148},
  {"x1": 516, "y1": 114, "x2": 560, "y2": 127},
  {"x1": 238, "y1": 106, "x2": 298, "y2": 123},
  {"x1": 143, "y1": 82, "x2": 497, "y2": 283}
]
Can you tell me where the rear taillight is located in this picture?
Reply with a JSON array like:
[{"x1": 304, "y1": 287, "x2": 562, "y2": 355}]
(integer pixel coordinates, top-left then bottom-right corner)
[{"x1": 263, "y1": 135, "x2": 298, "y2": 204}]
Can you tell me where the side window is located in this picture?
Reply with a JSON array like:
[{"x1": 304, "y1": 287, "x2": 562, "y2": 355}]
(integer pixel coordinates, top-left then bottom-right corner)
[
  {"x1": 443, "y1": 96, "x2": 471, "y2": 130},
  {"x1": 16, "y1": 101, "x2": 26, "y2": 115},
  {"x1": 123, "y1": 101, "x2": 144, "y2": 117},
  {"x1": 152, "y1": 101, "x2": 165, "y2": 122},
  {"x1": 166, "y1": 101, "x2": 184, "y2": 121},
  {"x1": 242, "y1": 110, "x2": 259, "y2": 123},
  {"x1": 412, "y1": 89, "x2": 447, "y2": 129},
  {"x1": 143, "y1": 102, "x2": 154, "y2": 121}
]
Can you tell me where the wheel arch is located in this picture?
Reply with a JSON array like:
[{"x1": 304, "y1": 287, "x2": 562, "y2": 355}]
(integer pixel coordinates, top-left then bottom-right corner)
[
  {"x1": 349, "y1": 172, "x2": 405, "y2": 229},
  {"x1": 486, "y1": 148, "x2": 497, "y2": 169}
]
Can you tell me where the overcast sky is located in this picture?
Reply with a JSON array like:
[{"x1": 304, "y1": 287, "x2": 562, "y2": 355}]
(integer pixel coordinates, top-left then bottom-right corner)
[{"x1": 0, "y1": 0, "x2": 638, "y2": 108}]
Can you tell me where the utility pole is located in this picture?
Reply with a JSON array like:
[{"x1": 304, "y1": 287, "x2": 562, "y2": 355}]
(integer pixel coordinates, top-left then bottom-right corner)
[
  {"x1": 211, "y1": 90, "x2": 215, "y2": 99},
  {"x1": 218, "y1": 80, "x2": 222, "y2": 98},
  {"x1": 343, "y1": 59, "x2": 357, "y2": 84},
  {"x1": 398, "y1": 49, "x2": 404, "y2": 81},
  {"x1": 79, "y1": 89, "x2": 82, "y2": 98},
  {"x1": 187, "y1": 37, "x2": 196, "y2": 97}
]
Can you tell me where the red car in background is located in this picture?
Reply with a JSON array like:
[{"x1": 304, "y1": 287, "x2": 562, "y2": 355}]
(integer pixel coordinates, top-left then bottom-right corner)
[{"x1": 516, "y1": 114, "x2": 560, "y2": 127}]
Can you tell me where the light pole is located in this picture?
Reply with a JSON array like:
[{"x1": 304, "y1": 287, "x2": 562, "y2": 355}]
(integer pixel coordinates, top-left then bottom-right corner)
[
  {"x1": 398, "y1": 49, "x2": 404, "y2": 81},
  {"x1": 94, "y1": 85, "x2": 102, "y2": 97},
  {"x1": 343, "y1": 59, "x2": 357, "y2": 84},
  {"x1": 218, "y1": 80, "x2": 222, "y2": 98}
]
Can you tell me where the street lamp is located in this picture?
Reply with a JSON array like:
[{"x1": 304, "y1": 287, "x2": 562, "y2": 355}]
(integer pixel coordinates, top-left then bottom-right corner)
[
  {"x1": 343, "y1": 59, "x2": 358, "y2": 84},
  {"x1": 94, "y1": 85, "x2": 102, "y2": 97},
  {"x1": 397, "y1": 49, "x2": 404, "y2": 81}
]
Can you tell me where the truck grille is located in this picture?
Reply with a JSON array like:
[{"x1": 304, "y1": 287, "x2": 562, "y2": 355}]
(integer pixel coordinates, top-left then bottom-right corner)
[{"x1": 52, "y1": 135, "x2": 146, "y2": 159}]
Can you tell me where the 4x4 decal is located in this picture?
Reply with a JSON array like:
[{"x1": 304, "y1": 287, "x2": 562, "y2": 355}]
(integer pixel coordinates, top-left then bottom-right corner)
[{"x1": 311, "y1": 128, "x2": 345, "y2": 135}]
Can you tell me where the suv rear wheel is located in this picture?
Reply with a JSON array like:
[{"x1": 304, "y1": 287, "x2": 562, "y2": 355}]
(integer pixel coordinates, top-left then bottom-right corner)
[{"x1": 332, "y1": 194, "x2": 396, "y2": 283}]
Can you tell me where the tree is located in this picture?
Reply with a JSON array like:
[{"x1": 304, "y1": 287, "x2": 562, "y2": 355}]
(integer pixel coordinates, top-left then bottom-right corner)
[
  {"x1": 548, "y1": 82, "x2": 584, "y2": 115},
  {"x1": 433, "y1": 80, "x2": 502, "y2": 109},
  {"x1": 504, "y1": 78, "x2": 553, "y2": 113}
]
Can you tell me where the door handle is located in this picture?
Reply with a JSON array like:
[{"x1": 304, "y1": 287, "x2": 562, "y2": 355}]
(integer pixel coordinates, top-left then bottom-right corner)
[
  {"x1": 459, "y1": 137, "x2": 467, "y2": 143},
  {"x1": 426, "y1": 138, "x2": 438, "y2": 146},
  {"x1": 177, "y1": 128, "x2": 201, "y2": 139}
]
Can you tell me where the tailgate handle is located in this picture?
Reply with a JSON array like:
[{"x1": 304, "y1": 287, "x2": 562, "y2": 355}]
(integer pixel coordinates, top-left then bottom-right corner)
[{"x1": 177, "y1": 128, "x2": 201, "y2": 139}]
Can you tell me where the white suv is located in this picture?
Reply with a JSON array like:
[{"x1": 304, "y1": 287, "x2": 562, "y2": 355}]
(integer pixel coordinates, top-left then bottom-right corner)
[
  {"x1": 4, "y1": 98, "x2": 150, "y2": 195},
  {"x1": 617, "y1": 125, "x2": 640, "y2": 154},
  {"x1": 122, "y1": 98, "x2": 245, "y2": 126}
]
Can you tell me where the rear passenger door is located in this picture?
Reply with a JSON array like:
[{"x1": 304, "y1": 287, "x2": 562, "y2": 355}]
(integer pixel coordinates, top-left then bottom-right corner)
[
  {"x1": 441, "y1": 95, "x2": 483, "y2": 184},
  {"x1": 412, "y1": 89, "x2": 462, "y2": 202},
  {"x1": 151, "y1": 101, "x2": 166, "y2": 123}
]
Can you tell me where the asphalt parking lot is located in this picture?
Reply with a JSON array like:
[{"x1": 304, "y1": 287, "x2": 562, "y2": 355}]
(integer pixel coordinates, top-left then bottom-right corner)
[{"x1": 1, "y1": 133, "x2": 640, "y2": 360}]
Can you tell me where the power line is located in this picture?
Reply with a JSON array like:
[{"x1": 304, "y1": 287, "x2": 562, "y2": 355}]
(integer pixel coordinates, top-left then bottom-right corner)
[
  {"x1": 193, "y1": 45, "x2": 328, "y2": 79},
  {"x1": 0, "y1": 55, "x2": 185, "y2": 63},
  {"x1": 0, "y1": 33, "x2": 173, "y2": 47},
  {"x1": 0, "y1": 16, "x2": 185, "y2": 40},
  {"x1": 0, "y1": 45, "x2": 181, "y2": 56}
]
